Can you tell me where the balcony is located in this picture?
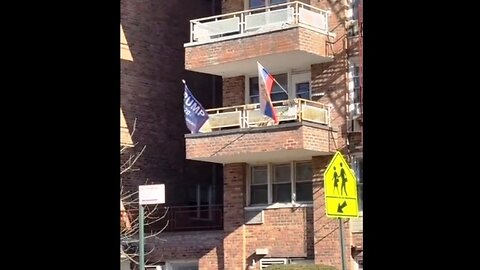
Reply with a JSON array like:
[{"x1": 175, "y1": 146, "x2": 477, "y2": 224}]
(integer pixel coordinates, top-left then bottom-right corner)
[
  {"x1": 184, "y1": 1, "x2": 335, "y2": 77},
  {"x1": 123, "y1": 205, "x2": 223, "y2": 233},
  {"x1": 185, "y1": 98, "x2": 337, "y2": 164}
]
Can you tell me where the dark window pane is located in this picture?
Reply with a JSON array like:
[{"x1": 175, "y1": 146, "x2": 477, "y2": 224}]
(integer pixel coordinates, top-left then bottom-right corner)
[
  {"x1": 200, "y1": 185, "x2": 210, "y2": 204},
  {"x1": 353, "y1": 77, "x2": 360, "y2": 88},
  {"x1": 353, "y1": 66, "x2": 360, "y2": 76},
  {"x1": 250, "y1": 77, "x2": 259, "y2": 96},
  {"x1": 271, "y1": 92, "x2": 288, "y2": 102},
  {"x1": 272, "y1": 73, "x2": 287, "y2": 95},
  {"x1": 273, "y1": 183, "x2": 291, "y2": 203},
  {"x1": 252, "y1": 166, "x2": 268, "y2": 184},
  {"x1": 296, "y1": 82, "x2": 310, "y2": 99},
  {"x1": 251, "y1": 185, "x2": 268, "y2": 204},
  {"x1": 274, "y1": 164, "x2": 290, "y2": 183},
  {"x1": 353, "y1": 88, "x2": 361, "y2": 104},
  {"x1": 358, "y1": 184, "x2": 363, "y2": 211},
  {"x1": 295, "y1": 162, "x2": 312, "y2": 181},
  {"x1": 296, "y1": 182, "x2": 313, "y2": 201},
  {"x1": 249, "y1": 0, "x2": 266, "y2": 8},
  {"x1": 250, "y1": 73, "x2": 288, "y2": 103}
]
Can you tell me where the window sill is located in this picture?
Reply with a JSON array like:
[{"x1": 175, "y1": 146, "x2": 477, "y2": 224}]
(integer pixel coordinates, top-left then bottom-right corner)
[{"x1": 245, "y1": 202, "x2": 313, "y2": 211}]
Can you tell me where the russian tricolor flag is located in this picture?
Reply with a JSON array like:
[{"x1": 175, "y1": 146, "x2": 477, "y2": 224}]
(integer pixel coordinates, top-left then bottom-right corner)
[{"x1": 257, "y1": 62, "x2": 278, "y2": 123}]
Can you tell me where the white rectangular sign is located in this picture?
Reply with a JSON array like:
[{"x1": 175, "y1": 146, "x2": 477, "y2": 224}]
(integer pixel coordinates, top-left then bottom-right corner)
[{"x1": 139, "y1": 184, "x2": 165, "y2": 205}]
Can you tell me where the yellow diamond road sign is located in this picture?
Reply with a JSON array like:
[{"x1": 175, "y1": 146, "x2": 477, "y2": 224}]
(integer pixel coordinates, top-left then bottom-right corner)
[{"x1": 324, "y1": 151, "x2": 359, "y2": 218}]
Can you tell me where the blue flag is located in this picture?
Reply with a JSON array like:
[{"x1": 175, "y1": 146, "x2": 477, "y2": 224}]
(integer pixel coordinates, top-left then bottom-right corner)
[{"x1": 184, "y1": 84, "x2": 209, "y2": 134}]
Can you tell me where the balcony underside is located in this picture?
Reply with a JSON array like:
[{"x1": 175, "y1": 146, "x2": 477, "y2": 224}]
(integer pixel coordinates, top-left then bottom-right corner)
[
  {"x1": 189, "y1": 148, "x2": 330, "y2": 164},
  {"x1": 187, "y1": 49, "x2": 333, "y2": 77},
  {"x1": 185, "y1": 122, "x2": 336, "y2": 164}
]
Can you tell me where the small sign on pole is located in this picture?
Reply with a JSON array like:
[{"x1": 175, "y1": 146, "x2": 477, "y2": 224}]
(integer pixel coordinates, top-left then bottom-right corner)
[{"x1": 139, "y1": 184, "x2": 165, "y2": 205}]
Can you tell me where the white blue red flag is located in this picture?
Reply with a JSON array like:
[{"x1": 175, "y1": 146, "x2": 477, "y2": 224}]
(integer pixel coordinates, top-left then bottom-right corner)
[{"x1": 257, "y1": 62, "x2": 278, "y2": 123}]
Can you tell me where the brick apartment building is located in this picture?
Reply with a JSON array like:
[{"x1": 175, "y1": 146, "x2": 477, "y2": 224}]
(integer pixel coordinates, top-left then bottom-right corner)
[{"x1": 120, "y1": 1, "x2": 363, "y2": 270}]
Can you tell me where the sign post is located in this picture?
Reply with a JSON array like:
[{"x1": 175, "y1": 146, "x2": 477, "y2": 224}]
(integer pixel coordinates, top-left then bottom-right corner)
[
  {"x1": 138, "y1": 184, "x2": 165, "y2": 270},
  {"x1": 324, "y1": 151, "x2": 359, "y2": 270},
  {"x1": 139, "y1": 204, "x2": 145, "y2": 270},
  {"x1": 339, "y1": 218, "x2": 347, "y2": 270}
]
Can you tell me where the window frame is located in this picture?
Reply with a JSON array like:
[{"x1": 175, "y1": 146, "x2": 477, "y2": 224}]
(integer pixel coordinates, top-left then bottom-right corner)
[
  {"x1": 245, "y1": 70, "x2": 311, "y2": 104},
  {"x1": 351, "y1": 156, "x2": 363, "y2": 215},
  {"x1": 245, "y1": 0, "x2": 289, "y2": 10},
  {"x1": 247, "y1": 161, "x2": 313, "y2": 206}
]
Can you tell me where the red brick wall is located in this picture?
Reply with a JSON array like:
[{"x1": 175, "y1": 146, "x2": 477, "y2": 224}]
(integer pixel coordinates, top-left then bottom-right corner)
[
  {"x1": 311, "y1": 60, "x2": 348, "y2": 151},
  {"x1": 223, "y1": 76, "x2": 245, "y2": 106},
  {"x1": 223, "y1": 163, "x2": 247, "y2": 270},
  {"x1": 186, "y1": 124, "x2": 333, "y2": 161},
  {"x1": 120, "y1": 0, "x2": 220, "y2": 205},
  {"x1": 151, "y1": 231, "x2": 223, "y2": 260},
  {"x1": 312, "y1": 156, "x2": 355, "y2": 270},
  {"x1": 245, "y1": 207, "x2": 313, "y2": 259},
  {"x1": 185, "y1": 28, "x2": 330, "y2": 70},
  {"x1": 222, "y1": 0, "x2": 244, "y2": 14},
  {"x1": 146, "y1": 230, "x2": 223, "y2": 270}
]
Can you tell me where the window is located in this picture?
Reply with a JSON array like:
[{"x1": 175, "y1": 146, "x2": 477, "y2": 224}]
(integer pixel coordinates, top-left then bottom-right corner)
[
  {"x1": 352, "y1": 64, "x2": 361, "y2": 103},
  {"x1": 249, "y1": 73, "x2": 288, "y2": 103},
  {"x1": 351, "y1": 0, "x2": 359, "y2": 20},
  {"x1": 187, "y1": 184, "x2": 213, "y2": 219},
  {"x1": 295, "y1": 162, "x2": 313, "y2": 201},
  {"x1": 352, "y1": 157, "x2": 363, "y2": 212},
  {"x1": 247, "y1": 71, "x2": 310, "y2": 103},
  {"x1": 250, "y1": 166, "x2": 268, "y2": 204},
  {"x1": 249, "y1": 0, "x2": 288, "y2": 9},
  {"x1": 296, "y1": 82, "x2": 310, "y2": 99},
  {"x1": 248, "y1": 162, "x2": 313, "y2": 206},
  {"x1": 273, "y1": 164, "x2": 291, "y2": 203},
  {"x1": 347, "y1": 22, "x2": 359, "y2": 37}
]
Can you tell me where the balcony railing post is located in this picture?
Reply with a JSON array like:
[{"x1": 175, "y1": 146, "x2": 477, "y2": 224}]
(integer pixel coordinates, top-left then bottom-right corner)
[
  {"x1": 295, "y1": 1, "x2": 299, "y2": 24},
  {"x1": 241, "y1": 12, "x2": 245, "y2": 35},
  {"x1": 190, "y1": 21, "x2": 194, "y2": 43},
  {"x1": 328, "y1": 105, "x2": 332, "y2": 127},
  {"x1": 325, "y1": 10, "x2": 330, "y2": 32}
]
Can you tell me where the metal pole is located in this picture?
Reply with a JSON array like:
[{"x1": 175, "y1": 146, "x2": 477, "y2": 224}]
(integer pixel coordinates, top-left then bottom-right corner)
[
  {"x1": 139, "y1": 204, "x2": 145, "y2": 270},
  {"x1": 339, "y1": 218, "x2": 347, "y2": 270}
]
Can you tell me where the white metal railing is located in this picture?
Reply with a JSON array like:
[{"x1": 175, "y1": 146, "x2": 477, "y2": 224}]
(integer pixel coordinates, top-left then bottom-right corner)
[
  {"x1": 199, "y1": 98, "x2": 330, "y2": 133},
  {"x1": 188, "y1": 1, "x2": 331, "y2": 44}
]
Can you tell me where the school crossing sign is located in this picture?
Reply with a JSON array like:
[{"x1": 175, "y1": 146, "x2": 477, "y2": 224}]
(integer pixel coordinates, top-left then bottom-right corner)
[{"x1": 324, "y1": 151, "x2": 359, "y2": 218}]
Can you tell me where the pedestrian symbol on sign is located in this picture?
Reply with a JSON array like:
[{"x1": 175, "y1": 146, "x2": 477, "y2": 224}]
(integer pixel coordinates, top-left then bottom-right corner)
[{"x1": 324, "y1": 152, "x2": 359, "y2": 218}]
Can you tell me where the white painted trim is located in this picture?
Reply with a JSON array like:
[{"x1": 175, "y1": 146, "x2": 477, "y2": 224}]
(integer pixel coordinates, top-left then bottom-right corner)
[
  {"x1": 291, "y1": 158, "x2": 295, "y2": 203},
  {"x1": 267, "y1": 163, "x2": 272, "y2": 204},
  {"x1": 291, "y1": 71, "x2": 311, "y2": 99},
  {"x1": 246, "y1": 164, "x2": 251, "y2": 206},
  {"x1": 247, "y1": 160, "x2": 314, "y2": 206},
  {"x1": 246, "y1": 70, "x2": 312, "y2": 103},
  {"x1": 245, "y1": 203, "x2": 313, "y2": 211},
  {"x1": 245, "y1": 75, "x2": 250, "y2": 104}
]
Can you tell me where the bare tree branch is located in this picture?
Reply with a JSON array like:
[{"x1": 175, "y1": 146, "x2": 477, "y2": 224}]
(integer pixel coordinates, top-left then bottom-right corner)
[{"x1": 120, "y1": 120, "x2": 167, "y2": 266}]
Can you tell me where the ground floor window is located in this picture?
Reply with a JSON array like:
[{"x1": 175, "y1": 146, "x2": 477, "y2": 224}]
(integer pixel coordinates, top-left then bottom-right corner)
[{"x1": 248, "y1": 161, "x2": 313, "y2": 206}]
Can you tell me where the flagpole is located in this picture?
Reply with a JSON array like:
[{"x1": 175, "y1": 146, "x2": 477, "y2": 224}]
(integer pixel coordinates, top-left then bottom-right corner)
[
  {"x1": 257, "y1": 62, "x2": 290, "y2": 99},
  {"x1": 271, "y1": 77, "x2": 290, "y2": 98}
]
